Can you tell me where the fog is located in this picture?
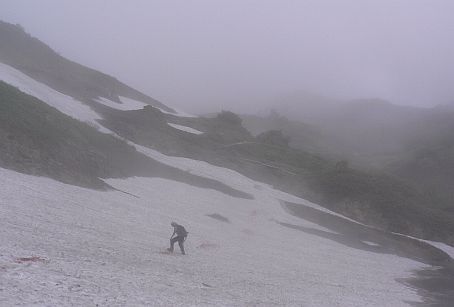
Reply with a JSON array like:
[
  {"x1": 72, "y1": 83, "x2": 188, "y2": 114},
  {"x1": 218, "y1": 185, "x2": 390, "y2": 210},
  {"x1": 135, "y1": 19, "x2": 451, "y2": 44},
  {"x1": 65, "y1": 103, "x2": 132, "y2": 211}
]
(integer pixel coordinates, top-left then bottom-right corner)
[{"x1": 2, "y1": 0, "x2": 454, "y2": 114}]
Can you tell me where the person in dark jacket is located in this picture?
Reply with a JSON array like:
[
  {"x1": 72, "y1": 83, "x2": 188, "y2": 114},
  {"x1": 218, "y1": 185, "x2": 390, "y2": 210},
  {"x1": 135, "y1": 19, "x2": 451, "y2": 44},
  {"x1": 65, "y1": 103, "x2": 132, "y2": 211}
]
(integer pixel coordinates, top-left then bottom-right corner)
[{"x1": 168, "y1": 222, "x2": 188, "y2": 255}]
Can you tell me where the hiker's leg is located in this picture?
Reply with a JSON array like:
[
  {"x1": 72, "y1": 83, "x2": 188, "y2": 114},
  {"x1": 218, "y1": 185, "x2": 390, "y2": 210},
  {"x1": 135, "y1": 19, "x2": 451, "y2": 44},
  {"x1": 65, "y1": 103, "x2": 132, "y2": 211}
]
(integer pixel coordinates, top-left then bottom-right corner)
[
  {"x1": 178, "y1": 238, "x2": 185, "y2": 255},
  {"x1": 170, "y1": 237, "x2": 179, "y2": 252}
]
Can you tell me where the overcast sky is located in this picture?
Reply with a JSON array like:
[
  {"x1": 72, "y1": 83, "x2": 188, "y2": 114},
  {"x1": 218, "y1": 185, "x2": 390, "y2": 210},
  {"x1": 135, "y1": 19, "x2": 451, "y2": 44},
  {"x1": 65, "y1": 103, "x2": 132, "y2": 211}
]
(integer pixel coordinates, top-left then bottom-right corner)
[{"x1": 2, "y1": 0, "x2": 454, "y2": 113}]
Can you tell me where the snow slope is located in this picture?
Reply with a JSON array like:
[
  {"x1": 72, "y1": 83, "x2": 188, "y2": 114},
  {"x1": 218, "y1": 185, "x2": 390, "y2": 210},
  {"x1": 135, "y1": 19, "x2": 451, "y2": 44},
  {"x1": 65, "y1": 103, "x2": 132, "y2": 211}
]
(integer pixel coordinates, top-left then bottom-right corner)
[{"x1": 0, "y1": 163, "x2": 425, "y2": 306}]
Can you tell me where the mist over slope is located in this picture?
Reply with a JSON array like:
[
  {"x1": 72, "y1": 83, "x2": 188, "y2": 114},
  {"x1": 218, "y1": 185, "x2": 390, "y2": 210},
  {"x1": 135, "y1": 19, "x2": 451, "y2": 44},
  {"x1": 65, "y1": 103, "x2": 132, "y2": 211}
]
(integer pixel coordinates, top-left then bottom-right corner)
[
  {"x1": 0, "y1": 20, "x2": 172, "y2": 112},
  {"x1": 242, "y1": 96, "x2": 454, "y2": 213},
  {"x1": 246, "y1": 95, "x2": 433, "y2": 160},
  {"x1": 1, "y1": 21, "x2": 454, "y2": 306}
]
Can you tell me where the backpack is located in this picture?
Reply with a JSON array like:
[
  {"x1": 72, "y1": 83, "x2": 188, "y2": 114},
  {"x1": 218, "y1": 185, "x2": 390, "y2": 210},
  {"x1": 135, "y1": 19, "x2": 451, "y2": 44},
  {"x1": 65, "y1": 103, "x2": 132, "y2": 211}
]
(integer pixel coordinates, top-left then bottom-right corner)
[{"x1": 177, "y1": 225, "x2": 188, "y2": 237}]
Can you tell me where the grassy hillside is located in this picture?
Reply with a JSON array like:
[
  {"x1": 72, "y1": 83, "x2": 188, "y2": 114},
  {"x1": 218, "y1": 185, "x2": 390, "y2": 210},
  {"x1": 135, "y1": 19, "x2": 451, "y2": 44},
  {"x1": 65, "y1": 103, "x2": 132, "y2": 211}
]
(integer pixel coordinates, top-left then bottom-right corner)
[
  {"x1": 0, "y1": 81, "x2": 153, "y2": 188},
  {"x1": 0, "y1": 81, "x2": 253, "y2": 201},
  {"x1": 387, "y1": 117, "x2": 454, "y2": 212}
]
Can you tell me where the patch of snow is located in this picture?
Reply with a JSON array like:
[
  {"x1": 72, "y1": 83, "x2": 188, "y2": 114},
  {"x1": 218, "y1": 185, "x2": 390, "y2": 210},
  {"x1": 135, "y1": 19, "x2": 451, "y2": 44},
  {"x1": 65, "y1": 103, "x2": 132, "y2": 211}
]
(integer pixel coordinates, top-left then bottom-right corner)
[
  {"x1": 0, "y1": 166, "x2": 425, "y2": 306},
  {"x1": 0, "y1": 63, "x2": 106, "y2": 131},
  {"x1": 391, "y1": 232, "x2": 454, "y2": 260},
  {"x1": 219, "y1": 141, "x2": 258, "y2": 148},
  {"x1": 363, "y1": 241, "x2": 381, "y2": 247},
  {"x1": 239, "y1": 158, "x2": 298, "y2": 175},
  {"x1": 423, "y1": 241, "x2": 454, "y2": 259},
  {"x1": 167, "y1": 123, "x2": 203, "y2": 135},
  {"x1": 0, "y1": 63, "x2": 193, "y2": 133},
  {"x1": 95, "y1": 97, "x2": 147, "y2": 111},
  {"x1": 119, "y1": 96, "x2": 197, "y2": 118},
  {"x1": 129, "y1": 143, "x2": 377, "y2": 228}
]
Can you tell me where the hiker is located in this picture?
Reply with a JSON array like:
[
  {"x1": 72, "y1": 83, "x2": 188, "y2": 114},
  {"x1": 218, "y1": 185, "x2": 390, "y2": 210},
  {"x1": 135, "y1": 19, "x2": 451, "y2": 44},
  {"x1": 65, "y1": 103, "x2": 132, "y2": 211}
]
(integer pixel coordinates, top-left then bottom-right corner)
[{"x1": 168, "y1": 222, "x2": 188, "y2": 255}]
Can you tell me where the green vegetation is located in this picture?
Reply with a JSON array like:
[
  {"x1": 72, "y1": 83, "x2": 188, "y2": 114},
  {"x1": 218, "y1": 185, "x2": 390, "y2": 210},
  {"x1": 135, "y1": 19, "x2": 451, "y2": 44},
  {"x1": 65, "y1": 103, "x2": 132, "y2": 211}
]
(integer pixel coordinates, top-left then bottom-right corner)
[
  {"x1": 312, "y1": 166, "x2": 454, "y2": 241},
  {"x1": 388, "y1": 128, "x2": 454, "y2": 212},
  {"x1": 0, "y1": 84, "x2": 254, "y2": 199},
  {"x1": 257, "y1": 130, "x2": 290, "y2": 147},
  {"x1": 0, "y1": 81, "x2": 150, "y2": 189}
]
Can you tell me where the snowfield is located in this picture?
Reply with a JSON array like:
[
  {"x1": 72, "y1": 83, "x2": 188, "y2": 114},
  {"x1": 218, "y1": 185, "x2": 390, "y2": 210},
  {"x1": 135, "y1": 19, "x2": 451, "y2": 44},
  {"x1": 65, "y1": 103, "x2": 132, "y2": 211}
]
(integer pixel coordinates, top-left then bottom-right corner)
[
  {"x1": 167, "y1": 123, "x2": 204, "y2": 135},
  {"x1": 95, "y1": 97, "x2": 148, "y2": 111},
  {"x1": 0, "y1": 163, "x2": 426, "y2": 306}
]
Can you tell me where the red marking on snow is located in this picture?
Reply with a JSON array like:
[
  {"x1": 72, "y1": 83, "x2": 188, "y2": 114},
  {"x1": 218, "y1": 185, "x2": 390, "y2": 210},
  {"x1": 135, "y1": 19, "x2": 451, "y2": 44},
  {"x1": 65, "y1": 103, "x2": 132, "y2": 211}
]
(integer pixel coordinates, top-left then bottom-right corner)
[
  {"x1": 242, "y1": 229, "x2": 254, "y2": 235},
  {"x1": 14, "y1": 256, "x2": 46, "y2": 264},
  {"x1": 249, "y1": 210, "x2": 258, "y2": 217},
  {"x1": 197, "y1": 242, "x2": 219, "y2": 249}
]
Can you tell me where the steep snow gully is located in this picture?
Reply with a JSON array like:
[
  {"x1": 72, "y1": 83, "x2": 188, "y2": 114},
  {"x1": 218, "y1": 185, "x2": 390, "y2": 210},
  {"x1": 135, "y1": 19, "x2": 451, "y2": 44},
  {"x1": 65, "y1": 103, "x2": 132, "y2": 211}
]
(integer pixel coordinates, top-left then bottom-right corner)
[{"x1": 1, "y1": 62, "x2": 453, "y2": 306}]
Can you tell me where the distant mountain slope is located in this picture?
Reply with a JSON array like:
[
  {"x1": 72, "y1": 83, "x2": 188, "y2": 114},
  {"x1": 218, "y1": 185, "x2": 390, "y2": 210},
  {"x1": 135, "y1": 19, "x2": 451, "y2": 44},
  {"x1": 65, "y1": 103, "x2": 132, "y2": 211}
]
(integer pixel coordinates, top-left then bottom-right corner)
[
  {"x1": 0, "y1": 21, "x2": 173, "y2": 112},
  {"x1": 387, "y1": 112, "x2": 454, "y2": 210},
  {"x1": 261, "y1": 95, "x2": 454, "y2": 164},
  {"x1": 245, "y1": 99, "x2": 433, "y2": 162},
  {"x1": 243, "y1": 99, "x2": 454, "y2": 211},
  {"x1": 241, "y1": 111, "x2": 345, "y2": 160}
]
